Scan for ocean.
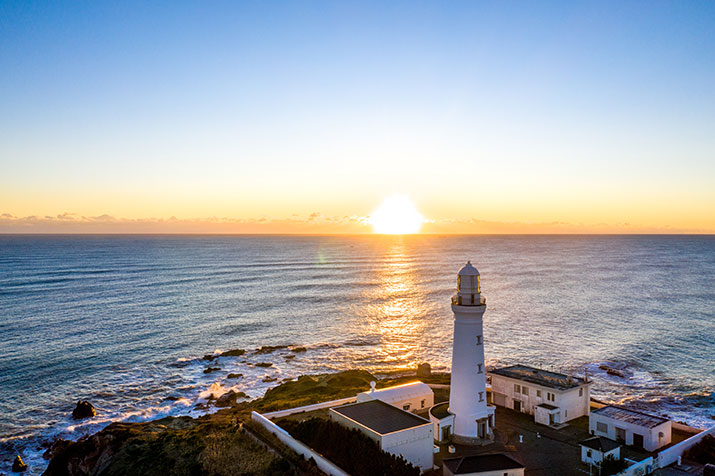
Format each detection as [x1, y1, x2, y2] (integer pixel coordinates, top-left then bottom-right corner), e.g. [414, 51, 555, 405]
[0, 235, 713, 474]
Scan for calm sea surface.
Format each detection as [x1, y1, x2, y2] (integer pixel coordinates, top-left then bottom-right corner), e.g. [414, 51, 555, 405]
[1, 235, 714, 473]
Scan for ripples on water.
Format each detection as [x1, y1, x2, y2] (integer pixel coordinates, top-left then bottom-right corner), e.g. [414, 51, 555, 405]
[0, 235, 713, 473]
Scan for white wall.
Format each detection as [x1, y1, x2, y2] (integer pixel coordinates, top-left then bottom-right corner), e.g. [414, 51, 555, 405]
[581, 446, 620, 465]
[262, 396, 357, 419]
[359, 392, 434, 413]
[429, 412, 454, 442]
[489, 374, 589, 423]
[613, 457, 654, 476]
[656, 425, 715, 468]
[382, 424, 434, 472]
[251, 411, 350, 476]
[590, 413, 671, 452]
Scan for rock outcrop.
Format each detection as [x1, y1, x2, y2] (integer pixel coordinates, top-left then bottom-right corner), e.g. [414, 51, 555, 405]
[220, 349, 246, 357]
[416, 362, 431, 378]
[72, 401, 96, 420]
[12, 455, 28, 472]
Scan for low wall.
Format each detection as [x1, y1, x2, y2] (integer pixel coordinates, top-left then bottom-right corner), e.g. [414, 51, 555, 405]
[251, 411, 350, 476]
[615, 457, 654, 476]
[656, 425, 715, 468]
[261, 397, 357, 419]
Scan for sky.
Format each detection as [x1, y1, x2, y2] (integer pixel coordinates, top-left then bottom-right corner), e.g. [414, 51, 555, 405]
[1, 1, 714, 233]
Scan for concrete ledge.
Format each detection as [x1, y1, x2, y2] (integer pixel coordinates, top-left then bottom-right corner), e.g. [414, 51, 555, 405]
[451, 433, 495, 446]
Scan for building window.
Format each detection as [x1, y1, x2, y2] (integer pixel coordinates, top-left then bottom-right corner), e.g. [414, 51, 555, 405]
[421, 399, 425, 408]
[476, 335, 482, 345]
[547, 392, 555, 402]
[479, 392, 484, 402]
[537, 390, 542, 398]
[586, 450, 592, 458]
[579, 388, 583, 397]
[596, 422, 608, 434]
[477, 363, 483, 373]
[403, 404, 411, 411]
[521, 386, 528, 395]
[565, 410, 568, 418]
[514, 384, 521, 393]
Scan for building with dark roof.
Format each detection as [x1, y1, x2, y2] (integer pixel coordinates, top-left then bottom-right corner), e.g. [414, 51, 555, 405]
[590, 405, 672, 452]
[488, 365, 591, 426]
[579, 436, 621, 466]
[442, 453, 525, 476]
[329, 400, 434, 471]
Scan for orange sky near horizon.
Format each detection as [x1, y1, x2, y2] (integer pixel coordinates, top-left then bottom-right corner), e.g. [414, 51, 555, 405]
[2, 3, 715, 235]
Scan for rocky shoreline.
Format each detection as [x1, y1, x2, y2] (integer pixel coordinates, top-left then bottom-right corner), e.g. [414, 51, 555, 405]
[33, 369, 449, 476]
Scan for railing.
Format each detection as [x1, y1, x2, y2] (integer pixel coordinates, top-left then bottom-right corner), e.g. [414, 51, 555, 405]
[451, 295, 486, 306]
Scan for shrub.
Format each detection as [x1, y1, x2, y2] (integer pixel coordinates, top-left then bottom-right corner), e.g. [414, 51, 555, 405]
[280, 418, 420, 476]
[684, 434, 715, 464]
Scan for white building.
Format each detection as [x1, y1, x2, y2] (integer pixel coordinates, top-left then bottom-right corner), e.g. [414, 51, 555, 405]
[579, 436, 621, 466]
[447, 261, 495, 444]
[590, 405, 671, 452]
[489, 365, 590, 426]
[329, 399, 434, 472]
[442, 454, 525, 476]
[357, 381, 434, 413]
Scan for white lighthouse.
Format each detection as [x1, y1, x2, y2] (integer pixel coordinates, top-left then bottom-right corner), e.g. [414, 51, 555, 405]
[448, 261, 495, 444]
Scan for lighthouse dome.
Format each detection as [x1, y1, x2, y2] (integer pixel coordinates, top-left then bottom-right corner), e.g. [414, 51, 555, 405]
[458, 261, 480, 276]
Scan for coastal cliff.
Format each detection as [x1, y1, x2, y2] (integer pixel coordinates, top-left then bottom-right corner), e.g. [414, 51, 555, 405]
[43, 370, 449, 476]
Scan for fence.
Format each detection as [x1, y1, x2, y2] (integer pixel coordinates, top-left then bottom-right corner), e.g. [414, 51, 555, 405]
[251, 411, 350, 476]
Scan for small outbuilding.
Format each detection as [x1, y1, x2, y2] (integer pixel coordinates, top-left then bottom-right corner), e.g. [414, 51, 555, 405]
[579, 436, 621, 466]
[330, 399, 434, 472]
[442, 454, 525, 476]
[590, 405, 671, 452]
[357, 381, 434, 413]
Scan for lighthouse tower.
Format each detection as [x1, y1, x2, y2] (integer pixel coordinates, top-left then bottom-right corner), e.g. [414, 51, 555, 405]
[448, 261, 495, 444]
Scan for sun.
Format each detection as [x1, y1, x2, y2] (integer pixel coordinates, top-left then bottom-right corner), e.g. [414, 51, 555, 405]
[370, 195, 425, 234]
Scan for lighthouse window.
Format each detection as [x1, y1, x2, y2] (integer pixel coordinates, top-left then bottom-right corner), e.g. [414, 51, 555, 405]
[477, 363, 483, 373]
[478, 391, 484, 402]
[457, 275, 461, 290]
[579, 388, 584, 397]
[477, 276, 481, 293]
[476, 335, 482, 345]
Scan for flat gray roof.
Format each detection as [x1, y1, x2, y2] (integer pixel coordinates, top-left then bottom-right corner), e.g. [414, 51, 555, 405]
[443, 454, 524, 474]
[331, 399, 430, 435]
[490, 364, 586, 390]
[580, 436, 621, 453]
[592, 405, 669, 429]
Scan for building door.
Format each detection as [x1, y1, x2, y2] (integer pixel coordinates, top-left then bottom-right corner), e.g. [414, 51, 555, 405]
[615, 427, 626, 443]
[514, 400, 522, 412]
[633, 433, 644, 449]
